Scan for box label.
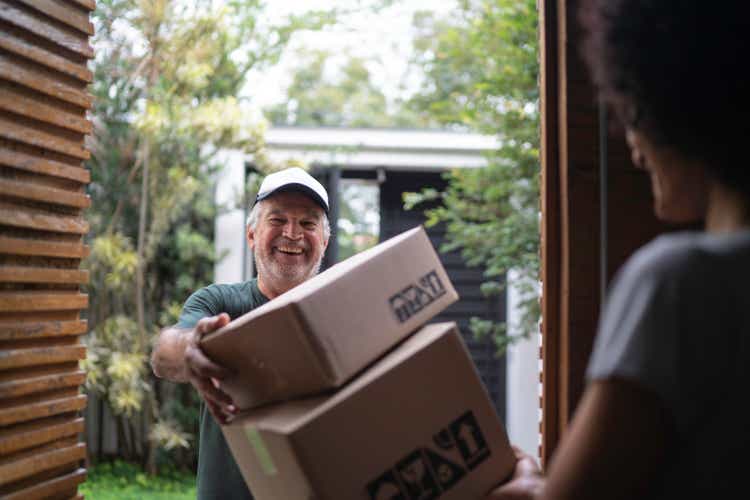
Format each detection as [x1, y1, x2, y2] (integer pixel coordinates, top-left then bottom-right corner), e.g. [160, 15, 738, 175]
[245, 426, 277, 476]
[389, 270, 447, 324]
[366, 411, 490, 499]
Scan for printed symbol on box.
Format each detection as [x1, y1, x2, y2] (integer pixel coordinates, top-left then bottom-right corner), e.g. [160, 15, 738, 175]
[422, 448, 465, 491]
[449, 411, 490, 470]
[367, 470, 408, 500]
[366, 410, 490, 499]
[389, 270, 446, 324]
[395, 450, 440, 500]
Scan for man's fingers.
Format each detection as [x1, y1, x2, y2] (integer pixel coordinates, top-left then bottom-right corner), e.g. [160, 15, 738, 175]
[184, 344, 231, 380]
[205, 399, 229, 425]
[191, 373, 233, 406]
[195, 313, 230, 336]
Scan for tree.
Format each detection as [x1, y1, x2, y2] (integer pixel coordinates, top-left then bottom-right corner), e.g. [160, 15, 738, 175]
[266, 49, 424, 262]
[266, 49, 429, 128]
[83, 0, 334, 471]
[404, 0, 540, 352]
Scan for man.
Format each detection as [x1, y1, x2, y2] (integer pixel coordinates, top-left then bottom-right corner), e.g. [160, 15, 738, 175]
[151, 167, 330, 499]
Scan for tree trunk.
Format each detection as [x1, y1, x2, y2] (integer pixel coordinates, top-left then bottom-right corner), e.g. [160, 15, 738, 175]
[144, 390, 159, 474]
[115, 415, 129, 460]
[97, 396, 104, 462]
[135, 138, 149, 346]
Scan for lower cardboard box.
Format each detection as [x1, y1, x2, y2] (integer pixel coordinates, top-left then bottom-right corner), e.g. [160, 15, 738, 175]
[222, 322, 516, 499]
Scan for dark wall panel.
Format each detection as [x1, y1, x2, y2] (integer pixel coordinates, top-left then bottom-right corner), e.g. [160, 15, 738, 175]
[379, 170, 506, 419]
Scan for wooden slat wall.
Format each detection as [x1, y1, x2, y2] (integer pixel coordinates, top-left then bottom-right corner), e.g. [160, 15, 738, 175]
[0, 0, 94, 497]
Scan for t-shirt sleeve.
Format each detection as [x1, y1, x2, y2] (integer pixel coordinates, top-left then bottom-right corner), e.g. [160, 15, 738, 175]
[587, 245, 680, 410]
[176, 285, 224, 329]
[586, 237, 725, 432]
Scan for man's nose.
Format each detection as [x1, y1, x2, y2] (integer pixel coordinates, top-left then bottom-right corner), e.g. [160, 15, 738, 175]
[282, 221, 303, 239]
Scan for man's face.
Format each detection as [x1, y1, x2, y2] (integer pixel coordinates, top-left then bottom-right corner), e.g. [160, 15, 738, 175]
[248, 191, 329, 297]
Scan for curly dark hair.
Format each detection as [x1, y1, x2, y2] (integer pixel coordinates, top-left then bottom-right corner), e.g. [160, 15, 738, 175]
[580, 0, 750, 194]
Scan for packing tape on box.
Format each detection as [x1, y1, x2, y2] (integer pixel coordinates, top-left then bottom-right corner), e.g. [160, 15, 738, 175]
[244, 426, 277, 476]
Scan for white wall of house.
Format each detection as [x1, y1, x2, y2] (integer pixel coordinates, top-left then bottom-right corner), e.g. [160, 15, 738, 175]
[505, 269, 541, 461]
[214, 149, 248, 284]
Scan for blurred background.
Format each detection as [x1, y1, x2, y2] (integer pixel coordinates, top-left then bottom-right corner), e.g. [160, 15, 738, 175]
[77, 0, 540, 496]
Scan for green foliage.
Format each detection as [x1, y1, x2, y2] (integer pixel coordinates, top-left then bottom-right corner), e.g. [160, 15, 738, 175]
[266, 49, 429, 128]
[82, 316, 149, 417]
[150, 420, 191, 451]
[79, 460, 196, 499]
[84, 0, 333, 470]
[405, 0, 540, 353]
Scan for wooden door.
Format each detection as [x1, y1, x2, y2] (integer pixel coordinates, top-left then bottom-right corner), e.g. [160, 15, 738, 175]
[538, 0, 668, 465]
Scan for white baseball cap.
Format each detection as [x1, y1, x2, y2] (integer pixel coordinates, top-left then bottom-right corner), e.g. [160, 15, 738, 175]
[254, 167, 329, 212]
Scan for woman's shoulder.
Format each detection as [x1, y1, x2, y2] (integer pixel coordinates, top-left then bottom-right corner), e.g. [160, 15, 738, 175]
[617, 230, 750, 286]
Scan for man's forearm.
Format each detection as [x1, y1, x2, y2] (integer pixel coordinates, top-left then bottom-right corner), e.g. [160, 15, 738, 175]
[151, 326, 193, 382]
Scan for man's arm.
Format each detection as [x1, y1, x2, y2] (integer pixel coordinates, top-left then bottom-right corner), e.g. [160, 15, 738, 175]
[151, 313, 237, 423]
[151, 326, 193, 382]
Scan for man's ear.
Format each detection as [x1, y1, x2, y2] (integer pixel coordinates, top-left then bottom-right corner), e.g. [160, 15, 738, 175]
[247, 225, 256, 251]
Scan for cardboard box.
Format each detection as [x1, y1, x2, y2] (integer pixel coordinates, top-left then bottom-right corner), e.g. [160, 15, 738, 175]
[200, 226, 459, 409]
[222, 322, 516, 500]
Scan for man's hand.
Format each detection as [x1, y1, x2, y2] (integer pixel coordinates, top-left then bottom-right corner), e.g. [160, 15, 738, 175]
[184, 313, 237, 424]
[486, 447, 544, 500]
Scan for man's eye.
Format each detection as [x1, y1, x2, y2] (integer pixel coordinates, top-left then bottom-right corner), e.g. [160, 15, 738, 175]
[269, 218, 285, 225]
[302, 221, 317, 229]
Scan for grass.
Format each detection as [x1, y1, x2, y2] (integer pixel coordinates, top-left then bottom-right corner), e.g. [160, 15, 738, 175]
[79, 460, 196, 500]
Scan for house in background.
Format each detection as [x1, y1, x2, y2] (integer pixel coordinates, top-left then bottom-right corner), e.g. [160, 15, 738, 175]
[214, 126, 540, 459]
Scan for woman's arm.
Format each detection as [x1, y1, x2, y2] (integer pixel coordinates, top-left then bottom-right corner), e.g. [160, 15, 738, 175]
[488, 378, 673, 500]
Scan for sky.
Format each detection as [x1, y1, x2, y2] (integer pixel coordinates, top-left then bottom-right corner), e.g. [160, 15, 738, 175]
[244, 0, 458, 110]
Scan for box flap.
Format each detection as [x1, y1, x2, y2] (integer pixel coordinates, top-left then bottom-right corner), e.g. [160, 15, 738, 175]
[200, 305, 334, 409]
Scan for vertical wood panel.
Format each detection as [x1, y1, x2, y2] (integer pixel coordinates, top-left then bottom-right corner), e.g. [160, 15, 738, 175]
[538, 0, 561, 466]
[539, 0, 670, 466]
[540, 0, 602, 465]
[0, 0, 94, 497]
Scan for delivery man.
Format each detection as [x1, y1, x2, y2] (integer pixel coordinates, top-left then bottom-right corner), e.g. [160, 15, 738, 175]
[151, 167, 330, 499]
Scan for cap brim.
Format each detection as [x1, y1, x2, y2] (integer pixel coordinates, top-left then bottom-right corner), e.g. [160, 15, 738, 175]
[255, 184, 329, 213]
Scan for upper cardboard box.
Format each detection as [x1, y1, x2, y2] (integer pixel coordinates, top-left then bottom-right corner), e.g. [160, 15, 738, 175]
[201, 225, 459, 409]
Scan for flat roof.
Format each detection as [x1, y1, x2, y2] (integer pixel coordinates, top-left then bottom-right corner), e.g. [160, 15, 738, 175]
[261, 127, 499, 171]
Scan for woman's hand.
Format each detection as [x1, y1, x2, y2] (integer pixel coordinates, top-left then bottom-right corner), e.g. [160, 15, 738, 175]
[486, 447, 544, 500]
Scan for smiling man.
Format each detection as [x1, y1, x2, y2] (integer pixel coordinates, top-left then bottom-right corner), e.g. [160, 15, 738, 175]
[151, 167, 330, 500]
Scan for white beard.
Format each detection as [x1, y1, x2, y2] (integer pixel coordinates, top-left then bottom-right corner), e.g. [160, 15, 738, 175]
[254, 247, 324, 291]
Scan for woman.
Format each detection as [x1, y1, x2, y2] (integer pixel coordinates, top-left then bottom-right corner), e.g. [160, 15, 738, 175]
[488, 1, 750, 498]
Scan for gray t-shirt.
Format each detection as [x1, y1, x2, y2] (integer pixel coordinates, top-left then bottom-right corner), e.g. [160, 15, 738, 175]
[177, 279, 269, 500]
[587, 230, 750, 497]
